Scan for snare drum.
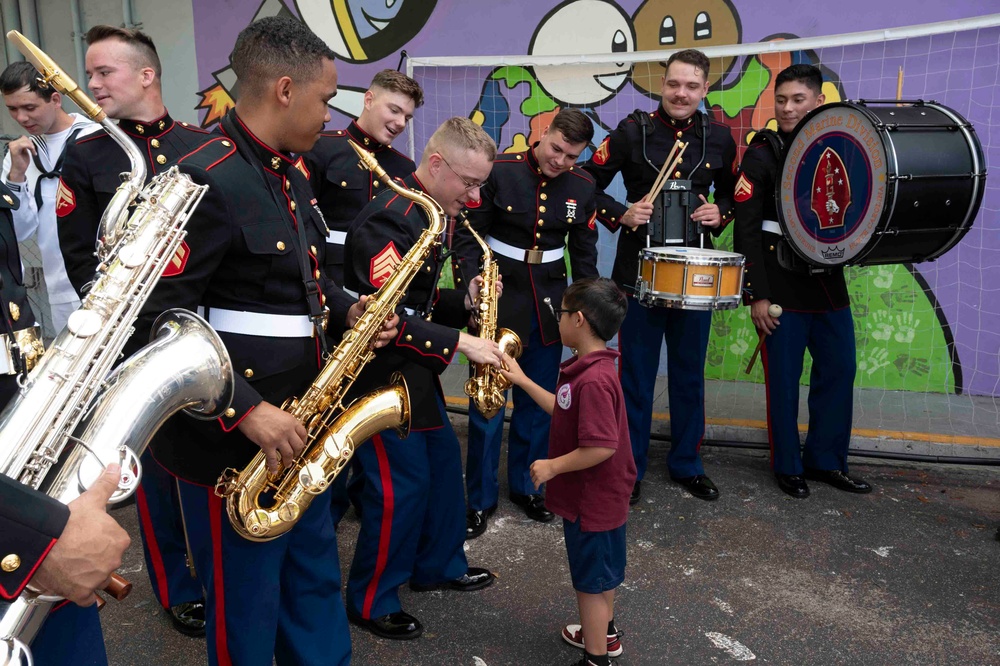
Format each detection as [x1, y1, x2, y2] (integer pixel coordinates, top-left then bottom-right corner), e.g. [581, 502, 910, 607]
[778, 101, 986, 267]
[636, 247, 745, 310]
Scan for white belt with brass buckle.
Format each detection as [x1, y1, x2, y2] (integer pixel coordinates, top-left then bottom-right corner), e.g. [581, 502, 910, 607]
[196, 306, 315, 338]
[342, 288, 418, 316]
[1, 325, 44, 375]
[486, 236, 563, 265]
[326, 230, 347, 244]
[762, 219, 783, 236]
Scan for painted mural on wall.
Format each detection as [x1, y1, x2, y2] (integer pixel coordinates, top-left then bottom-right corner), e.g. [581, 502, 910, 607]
[190, 0, 997, 396]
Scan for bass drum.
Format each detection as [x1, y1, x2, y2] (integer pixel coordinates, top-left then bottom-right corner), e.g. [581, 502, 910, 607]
[777, 100, 986, 267]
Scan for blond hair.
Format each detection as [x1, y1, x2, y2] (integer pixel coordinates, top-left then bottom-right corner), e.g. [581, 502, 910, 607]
[423, 117, 497, 164]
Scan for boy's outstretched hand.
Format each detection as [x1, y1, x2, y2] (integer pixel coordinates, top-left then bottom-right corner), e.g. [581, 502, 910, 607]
[530, 458, 557, 489]
[498, 352, 526, 387]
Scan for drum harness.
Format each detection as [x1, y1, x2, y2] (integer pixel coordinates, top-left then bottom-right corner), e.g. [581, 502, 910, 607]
[630, 108, 709, 249]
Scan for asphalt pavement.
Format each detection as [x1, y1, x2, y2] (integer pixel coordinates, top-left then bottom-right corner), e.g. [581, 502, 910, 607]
[97, 419, 1000, 665]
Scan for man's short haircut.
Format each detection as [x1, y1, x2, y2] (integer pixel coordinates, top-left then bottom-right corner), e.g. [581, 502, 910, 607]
[370, 69, 424, 109]
[775, 64, 824, 96]
[548, 108, 594, 146]
[425, 117, 497, 162]
[231, 17, 336, 100]
[562, 278, 628, 342]
[0, 61, 55, 101]
[664, 49, 711, 81]
[85, 25, 161, 78]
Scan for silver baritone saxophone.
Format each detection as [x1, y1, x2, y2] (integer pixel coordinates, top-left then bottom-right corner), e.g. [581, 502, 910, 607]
[217, 140, 450, 541]
[0, 32, 234, 666]
[461, 214, 522, 419]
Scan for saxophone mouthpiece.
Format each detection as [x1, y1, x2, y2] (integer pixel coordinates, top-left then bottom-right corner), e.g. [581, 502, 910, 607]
[6, 30, 107, 122]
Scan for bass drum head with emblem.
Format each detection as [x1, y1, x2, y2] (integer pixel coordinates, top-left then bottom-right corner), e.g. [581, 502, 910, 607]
[776, 101, 985, 267]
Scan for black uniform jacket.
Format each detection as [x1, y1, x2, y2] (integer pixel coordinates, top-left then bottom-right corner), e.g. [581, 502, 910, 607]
[451, 146, 599, 346]
[303, 121, 415, 284]
[57, 111, 212, 297]
[583, 107, 738, 294]
[130, 110, 354, 486]
[344, 173, 469, 431]
[733, 129, 848, 312]
[0, 186, 62, 601]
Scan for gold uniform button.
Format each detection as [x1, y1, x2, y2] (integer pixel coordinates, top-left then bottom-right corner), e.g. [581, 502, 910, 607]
[533, 245, 539, 250]
[769, 245, 775, 251]
[290, 201, 297, 211]
[541, 181, 547, 187]
[1, 554, 20, 572]
[538, 220, 544, 226]
[538, 205, 546, 213]
[674, 171, 682, 178]
[405, 334, 413, 342]
[221, 140, 231, 147]
[535, 232, 541, 238]
[244, 368, 254, 378]
[424, 341, 432, 349]
[224, 408, 236, 418]
[567, 217, 574, 224]
[676, 131, 683, 138]
[341, 181, 347, 187]
[310, 245, 317, 254]
[373, 180, 380, 187]
[151, 139, 160, 148]
[314, 270, 321, 279]
[705, 163, 711, 168]
[156, 155, 167, 165]
[506, 206, 513, 212]
[601, 209, 607, 214]
[443, 348, 450, 355]
[285, 181, 291, 191]
[516, 155, 523, 160]
[276, 241, 286, 251]
[2, 195, 11, 205]
[540, 193, 548, 200]
[8, 302, 19, 321]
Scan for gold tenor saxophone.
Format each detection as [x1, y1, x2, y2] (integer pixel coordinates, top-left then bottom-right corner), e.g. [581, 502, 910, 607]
[462, 216, 522, 419]
[216, 140, 454, 541]
[0, 33, 234, 666]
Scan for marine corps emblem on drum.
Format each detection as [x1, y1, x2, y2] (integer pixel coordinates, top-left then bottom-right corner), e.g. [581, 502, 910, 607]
[778, 100, 986, 267]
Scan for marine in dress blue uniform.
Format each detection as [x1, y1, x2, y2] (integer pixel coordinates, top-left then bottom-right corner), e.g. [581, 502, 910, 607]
[583, 50, 736, 502]
[0, 183, 107, 665]
[54, 110, 212, 634]
[452, 112, 599, 536]
[343, 118, 501, 640]
[732, 64, 871, 499]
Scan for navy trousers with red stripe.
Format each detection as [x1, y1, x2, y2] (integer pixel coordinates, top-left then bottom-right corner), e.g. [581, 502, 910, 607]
[176, 479, 350, 666]
[347, 393, 468, 619]
[762, 307, 856, 475]
[618, 296, 712, 481]
[30, 601, 107, 665]
[134, 449, 202, 610]
[466, 307, 562, 511]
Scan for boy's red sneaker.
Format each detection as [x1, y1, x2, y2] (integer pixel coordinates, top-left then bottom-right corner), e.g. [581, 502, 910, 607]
[561, 624, 624, 657]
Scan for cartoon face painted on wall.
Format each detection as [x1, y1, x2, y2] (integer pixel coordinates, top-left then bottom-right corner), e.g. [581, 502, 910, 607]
[295, 0, 436, 63]
[528, 0, 635, 106]
[631, 0, 741, 96]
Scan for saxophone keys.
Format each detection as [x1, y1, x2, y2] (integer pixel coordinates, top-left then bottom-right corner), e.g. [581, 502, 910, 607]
[299, 462, 328, 494]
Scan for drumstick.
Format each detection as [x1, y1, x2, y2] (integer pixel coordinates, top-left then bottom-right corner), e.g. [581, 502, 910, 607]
[646, 140, 683, 202]
[745, 303, 782, 374]
[896, 66, 904, 106]
[649, 142, 688, 202]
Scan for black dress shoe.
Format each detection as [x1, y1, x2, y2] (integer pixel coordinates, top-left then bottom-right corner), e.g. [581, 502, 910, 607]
[465, 504, 497, 540]
[671, 474, 720, 501]
[629, 480, 641, 506]
[804, 468, 873, 494]
[775, 474, 810, 498]
[348, 609, 423, 640]
[167, 599, 206, 637]
[410, 566, 496, 592]
[509, 493, 555, 522]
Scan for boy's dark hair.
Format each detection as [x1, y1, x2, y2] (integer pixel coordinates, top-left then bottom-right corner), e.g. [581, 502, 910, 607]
[775, 64, 823, 96]
[563, 278, 627, 342]
[370, 69, 424, 109]
[549, 108, 594, 145]
[231, 17, 336, 100]
[664, 49, 711, 81]
[0, 62, 56, 101]
[86, 25, 161, 78]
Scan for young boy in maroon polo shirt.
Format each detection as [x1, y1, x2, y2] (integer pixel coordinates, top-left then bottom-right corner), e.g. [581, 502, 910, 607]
[501, 277, 636, 666]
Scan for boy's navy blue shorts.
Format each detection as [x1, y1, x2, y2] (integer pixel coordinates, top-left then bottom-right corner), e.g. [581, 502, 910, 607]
[563, 518, 627, 594]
